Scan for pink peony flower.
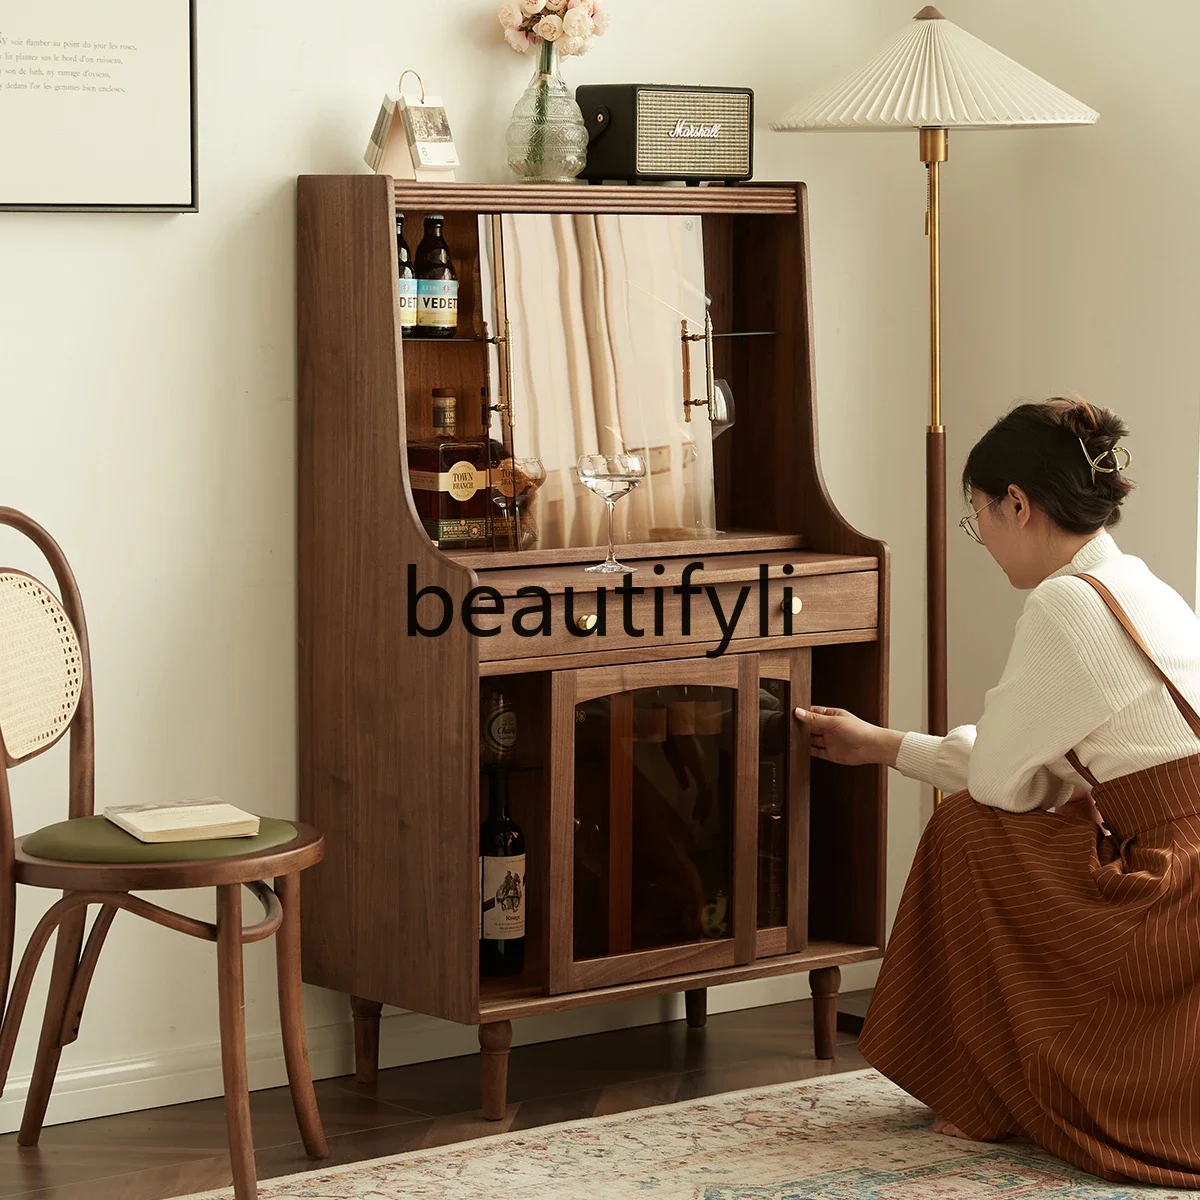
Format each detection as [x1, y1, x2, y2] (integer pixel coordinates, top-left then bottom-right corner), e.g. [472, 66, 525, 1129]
[497, 2, 522, 27]
[560, 35, 589, 56]
[504, 25, 535, 51]
[590, 2, 608, 34]
[518, 0, 546, 14]
[533, 12, 564, 40]
[567, 0, 594, 10]
[544, 0, 568, 10]
[562, 7, 593, 37]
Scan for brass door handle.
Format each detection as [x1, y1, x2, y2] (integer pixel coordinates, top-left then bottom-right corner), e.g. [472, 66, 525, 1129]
[781, 597, 803, 616]
[575, 614, 599, 633]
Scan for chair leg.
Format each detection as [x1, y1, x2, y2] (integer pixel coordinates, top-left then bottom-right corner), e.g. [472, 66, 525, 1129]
[274, 874, 327, 1158]
[17, 905, 87, 1146]
[217, 884, 257, 1200]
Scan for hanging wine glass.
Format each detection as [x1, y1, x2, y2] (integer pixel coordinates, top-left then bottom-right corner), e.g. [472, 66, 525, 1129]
[576, 453, 647, 574]
[711, 378, 736, 440]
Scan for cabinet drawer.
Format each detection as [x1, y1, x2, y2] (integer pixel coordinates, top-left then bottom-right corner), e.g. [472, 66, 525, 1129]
[477, 570, 877, 663]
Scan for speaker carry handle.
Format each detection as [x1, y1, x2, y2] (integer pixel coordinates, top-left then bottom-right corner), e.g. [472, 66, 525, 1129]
[584, 106, 612, 144]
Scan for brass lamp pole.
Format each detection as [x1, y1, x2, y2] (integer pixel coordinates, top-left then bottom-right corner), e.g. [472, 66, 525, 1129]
[922, 123, 948, 789]
[772, 9, 1096, 796]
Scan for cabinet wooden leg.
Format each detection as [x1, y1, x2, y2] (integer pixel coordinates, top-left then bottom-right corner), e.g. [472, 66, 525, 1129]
[685, 988, 707, 1029]
[217, 884, 257, 1200]
[350, 996, 382, 1085]
[810, 965, 841, 1061]
[275, 875, 327, 1158]
[479, 1019, 512, 1121]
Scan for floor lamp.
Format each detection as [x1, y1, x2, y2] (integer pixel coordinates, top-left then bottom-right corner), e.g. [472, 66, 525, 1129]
[773, 7, 1097, 805]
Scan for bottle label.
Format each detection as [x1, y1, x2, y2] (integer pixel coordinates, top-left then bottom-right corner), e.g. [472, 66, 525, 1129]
[409, 461, 487, 501]
[417, 279, 459, 329]
[484, 709, 517, 756]
[398, 278, 418, 327]
[481, 854, 525, 940]
[421, 515, 492, 545]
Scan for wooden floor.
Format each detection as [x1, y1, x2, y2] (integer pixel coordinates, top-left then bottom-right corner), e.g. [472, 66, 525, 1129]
[0, 993, 870, 1200]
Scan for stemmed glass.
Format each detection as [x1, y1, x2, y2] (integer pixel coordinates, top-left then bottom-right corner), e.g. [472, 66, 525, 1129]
[576, 453, 647, 573]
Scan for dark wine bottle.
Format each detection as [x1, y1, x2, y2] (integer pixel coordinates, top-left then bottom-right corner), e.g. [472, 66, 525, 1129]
[396, 212, 418, 338]
[414, 213, 459, 339]
[480, 765, 525, 977]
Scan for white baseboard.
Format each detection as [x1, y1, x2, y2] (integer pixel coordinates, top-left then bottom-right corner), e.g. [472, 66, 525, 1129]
[0, 961, 878, 1135]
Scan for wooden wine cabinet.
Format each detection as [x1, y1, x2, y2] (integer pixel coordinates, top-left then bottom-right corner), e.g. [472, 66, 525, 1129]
[297, 176, 889, 1118]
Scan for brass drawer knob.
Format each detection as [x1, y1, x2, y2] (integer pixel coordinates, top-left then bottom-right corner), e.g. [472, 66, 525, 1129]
[782, 597, 803, 616]
[574, 613, 599, 633]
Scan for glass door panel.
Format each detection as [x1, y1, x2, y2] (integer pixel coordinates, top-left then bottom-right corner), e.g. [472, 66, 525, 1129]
[757, 677, 789, 931]
[755, 650, 811, 959]
[549, 656, 758, 993]
[574, 684, 736, 960]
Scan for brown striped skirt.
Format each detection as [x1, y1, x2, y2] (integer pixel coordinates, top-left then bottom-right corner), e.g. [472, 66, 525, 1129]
[859, 759, 1200, 1185]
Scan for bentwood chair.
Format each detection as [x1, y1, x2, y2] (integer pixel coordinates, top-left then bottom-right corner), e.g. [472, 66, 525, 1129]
[0, 507, 327, 1199]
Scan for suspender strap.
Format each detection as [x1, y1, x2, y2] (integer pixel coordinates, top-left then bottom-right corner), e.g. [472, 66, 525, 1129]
[1066, 748, 1099, 788]
[1075, 573, 1200, 739]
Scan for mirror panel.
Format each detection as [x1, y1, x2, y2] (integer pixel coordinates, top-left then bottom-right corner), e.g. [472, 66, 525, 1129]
[491, 213, 718, 552]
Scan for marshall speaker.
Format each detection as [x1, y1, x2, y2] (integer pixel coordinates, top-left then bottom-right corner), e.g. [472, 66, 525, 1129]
[576, 84, 754, 185]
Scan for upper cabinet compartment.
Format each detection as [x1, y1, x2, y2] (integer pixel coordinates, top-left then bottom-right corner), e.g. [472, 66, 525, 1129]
[381, 181, 871, 570]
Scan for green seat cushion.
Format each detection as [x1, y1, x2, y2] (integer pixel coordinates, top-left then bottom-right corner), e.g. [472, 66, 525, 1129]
[22, 816, 298, 863]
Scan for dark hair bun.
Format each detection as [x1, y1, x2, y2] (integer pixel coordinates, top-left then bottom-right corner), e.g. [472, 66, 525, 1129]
[963, 396, 1134, 534]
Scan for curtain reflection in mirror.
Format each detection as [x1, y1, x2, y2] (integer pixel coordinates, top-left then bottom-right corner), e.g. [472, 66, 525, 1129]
[496, 214, 716, 551]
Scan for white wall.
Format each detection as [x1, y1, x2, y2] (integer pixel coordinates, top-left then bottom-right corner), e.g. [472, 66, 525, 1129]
[1, 0, 1107, 1130]
[941, 0, 1200, 722]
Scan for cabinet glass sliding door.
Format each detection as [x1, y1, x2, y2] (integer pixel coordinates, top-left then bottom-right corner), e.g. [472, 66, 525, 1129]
[549, 657, 759, 992]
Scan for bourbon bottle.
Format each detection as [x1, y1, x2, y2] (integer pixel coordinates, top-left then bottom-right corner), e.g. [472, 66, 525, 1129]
[407, 389, 492, 549]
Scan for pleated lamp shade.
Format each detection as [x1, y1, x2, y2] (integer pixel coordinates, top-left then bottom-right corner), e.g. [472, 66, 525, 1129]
[772, 6, 1098, 131]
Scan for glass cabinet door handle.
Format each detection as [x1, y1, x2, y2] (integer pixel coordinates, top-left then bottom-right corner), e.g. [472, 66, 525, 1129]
[781, 597, 803, 615]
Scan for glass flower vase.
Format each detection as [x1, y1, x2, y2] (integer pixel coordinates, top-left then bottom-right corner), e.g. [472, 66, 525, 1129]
[506, 39, 589, 183]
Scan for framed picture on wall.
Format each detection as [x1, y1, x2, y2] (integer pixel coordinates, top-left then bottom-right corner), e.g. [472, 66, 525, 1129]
[0, 0, 197, 212]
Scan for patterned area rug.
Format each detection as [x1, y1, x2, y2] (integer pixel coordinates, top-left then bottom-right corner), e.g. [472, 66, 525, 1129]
[190, 1068, 1199, 1199]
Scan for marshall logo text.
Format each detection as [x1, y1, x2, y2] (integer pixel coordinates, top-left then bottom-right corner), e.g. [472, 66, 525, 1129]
[668, 119, 722, 139]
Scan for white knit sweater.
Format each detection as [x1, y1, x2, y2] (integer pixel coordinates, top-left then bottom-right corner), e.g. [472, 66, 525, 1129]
[896, 531, 1200, 812]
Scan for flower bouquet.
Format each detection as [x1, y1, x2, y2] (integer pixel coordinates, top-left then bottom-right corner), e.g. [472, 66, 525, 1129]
[498, 0, 610, 182]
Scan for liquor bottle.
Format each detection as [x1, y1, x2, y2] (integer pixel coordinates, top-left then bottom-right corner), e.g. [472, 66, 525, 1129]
[396, 212, 418, 338]
[481, 686, 516, 764]
[406, 389, 492, 549]
[414, 213, 459, 339]
[480, 765, 525, 977]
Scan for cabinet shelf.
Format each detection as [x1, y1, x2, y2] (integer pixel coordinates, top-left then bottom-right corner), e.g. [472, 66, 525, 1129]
[448, 530, 810, 572]
[479, 941, 881, 1022]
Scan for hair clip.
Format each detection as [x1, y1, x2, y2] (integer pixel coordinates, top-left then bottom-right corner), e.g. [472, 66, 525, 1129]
[1078, 437, 1132, 484]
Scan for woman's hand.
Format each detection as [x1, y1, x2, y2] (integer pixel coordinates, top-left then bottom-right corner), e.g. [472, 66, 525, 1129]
[793, 705, 904, 767]
[1058, 785, 1106, 829]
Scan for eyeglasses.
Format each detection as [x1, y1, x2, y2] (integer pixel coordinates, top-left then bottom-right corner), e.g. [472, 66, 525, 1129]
[959, 495, 1002, 545]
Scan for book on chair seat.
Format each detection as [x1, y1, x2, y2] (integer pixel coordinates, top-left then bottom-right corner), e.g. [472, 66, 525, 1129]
[103, 800, 260, 843]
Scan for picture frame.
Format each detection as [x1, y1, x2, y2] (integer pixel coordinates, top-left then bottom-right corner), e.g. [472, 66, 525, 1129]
[0, 0, 198, 213]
